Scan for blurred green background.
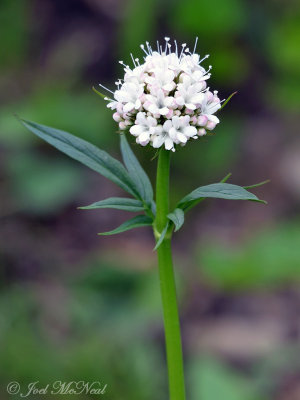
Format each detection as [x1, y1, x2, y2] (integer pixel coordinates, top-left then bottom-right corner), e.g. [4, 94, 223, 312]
[1, 0, 300, 399]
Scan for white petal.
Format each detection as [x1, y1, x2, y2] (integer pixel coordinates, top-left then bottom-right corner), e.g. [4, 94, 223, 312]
[207, 114, 220, 123]
[163, 120, 172, 131]
[175, 97, 185, 106]
[148, 104, 159, 114]
[130, 125, 145, 136]
[138, 131, 150, 146]
[206, 103, 220, 114]
[185, 103, 196, 110]
[147, 116, 157, 127]
[176, 132, 188, 143]
[152, 135, 165, 148]
[136, 112, 146, 124]
[134, 99, 142, 109]
[159, 107, 169, 115]
[171, 116, 180, 130]
[123, 102, 135, 112]
[191, 93, 205, 104]
[115, 91, 129, 103]
[165, 138, 174, 150]
[169, 127, 178, 141]
[164, 96, 174, 107]
[183, 126, 197, 137]
[163, 82, 175, 92]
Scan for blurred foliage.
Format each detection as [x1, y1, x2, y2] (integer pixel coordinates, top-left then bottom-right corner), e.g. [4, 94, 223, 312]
[0, 0, 29, 69]
[6, 153, 83, 214]
[198, 221, 300, 290]
[0, 88, 114, 148]
[189, 357, 255, 400]
[267, 5, 300, 110]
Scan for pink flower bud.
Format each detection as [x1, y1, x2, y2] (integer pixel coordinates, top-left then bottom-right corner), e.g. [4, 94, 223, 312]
[198, 128, 206, 136]
[116, 103, 123, 114]
[140, 93, 146, 103]
[119, 121, 126, 130]
[206, 91, 214, 102]
[191, 116, 198, 125]
[198, 115, 208, 126]
[206, 121, 216, 130]
[113, 113, 122, 122]
[185, 108, 193, 114]
[165, 109, 174, 119]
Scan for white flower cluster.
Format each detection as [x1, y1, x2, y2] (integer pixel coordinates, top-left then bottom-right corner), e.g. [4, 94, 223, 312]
[101, 38, 222, 152]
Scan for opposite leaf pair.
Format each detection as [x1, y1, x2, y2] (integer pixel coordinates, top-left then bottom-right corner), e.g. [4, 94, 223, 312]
[20, 119, 267, 250]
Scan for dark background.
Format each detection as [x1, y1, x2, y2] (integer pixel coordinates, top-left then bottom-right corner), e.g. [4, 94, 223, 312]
[1, 0, 300, 399]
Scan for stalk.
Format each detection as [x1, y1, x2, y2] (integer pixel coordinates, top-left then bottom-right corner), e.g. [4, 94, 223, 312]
[154, 149, 186, 400]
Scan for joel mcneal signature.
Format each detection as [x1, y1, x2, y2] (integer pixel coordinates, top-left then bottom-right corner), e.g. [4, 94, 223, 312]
[7, 381, 107, 396]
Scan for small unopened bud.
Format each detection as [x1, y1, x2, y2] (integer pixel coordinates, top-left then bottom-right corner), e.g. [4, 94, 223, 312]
[113, 113, 122, 122]
[198, 128, 207, 136]
[119, 121, 126, 130]
[116, 103, 123, 114]
[198, 115, 208, 126]
[191, 116, 198, 125]
[166, 109, 174, 119]
[206, 121, 216, 130]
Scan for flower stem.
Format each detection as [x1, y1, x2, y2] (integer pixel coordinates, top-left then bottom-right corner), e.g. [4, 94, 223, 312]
[154, 149, 186, 400]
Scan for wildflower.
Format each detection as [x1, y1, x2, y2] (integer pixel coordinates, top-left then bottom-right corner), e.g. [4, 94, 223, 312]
[101, 38, 222, 151]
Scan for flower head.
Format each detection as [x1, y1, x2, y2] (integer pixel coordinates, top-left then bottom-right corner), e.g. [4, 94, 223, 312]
[100, 38, 222, 152]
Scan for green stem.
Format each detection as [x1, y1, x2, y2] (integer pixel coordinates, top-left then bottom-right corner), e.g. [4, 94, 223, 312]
[154, 149, 186, 400]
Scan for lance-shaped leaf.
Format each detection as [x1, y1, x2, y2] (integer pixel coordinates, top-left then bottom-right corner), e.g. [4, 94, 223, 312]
[120, 134, 154, 206]
[153, 223, 169, 251]
[181, 172, 232, 212]
[78, 197, 145, 212]
[243, 180, 270, 190]
[218, 91, 237, 112]
[98, 215, 153, 236]
[20, 119, 139, 198]
[92, 86, 110, 100]
[178, 183, 266, 209]
[167, 208, 185, 232]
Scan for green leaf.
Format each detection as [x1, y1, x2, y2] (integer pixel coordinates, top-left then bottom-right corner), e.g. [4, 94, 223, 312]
[98, 215, 153, 236]
[20, 119, 139, 198]
[218, 91, 238, 111]
[78, 197, 145, 212]
[178, 183, 266, 208]
[120, 134, 154, 206]
[153, 223, 169, 251]
[167, 208, 185, 232]
[92, 86, 112, 101]
[182, 172, 232, 213]
[243, 179, 270, 189]
[220, 172, 232, 183]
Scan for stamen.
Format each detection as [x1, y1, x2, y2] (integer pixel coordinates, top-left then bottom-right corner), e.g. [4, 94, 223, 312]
[200, 54, 209, 63]
[193, 37, 198, 54]
[140, 44, 149, 56]
[164, 37, 170, 53]
[130, 53, 136, 67]
[174, 40, 178, 56]
[179, 43, 186, 60]
[146, 41, 152, 55]
[99, 83, 114, 95]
